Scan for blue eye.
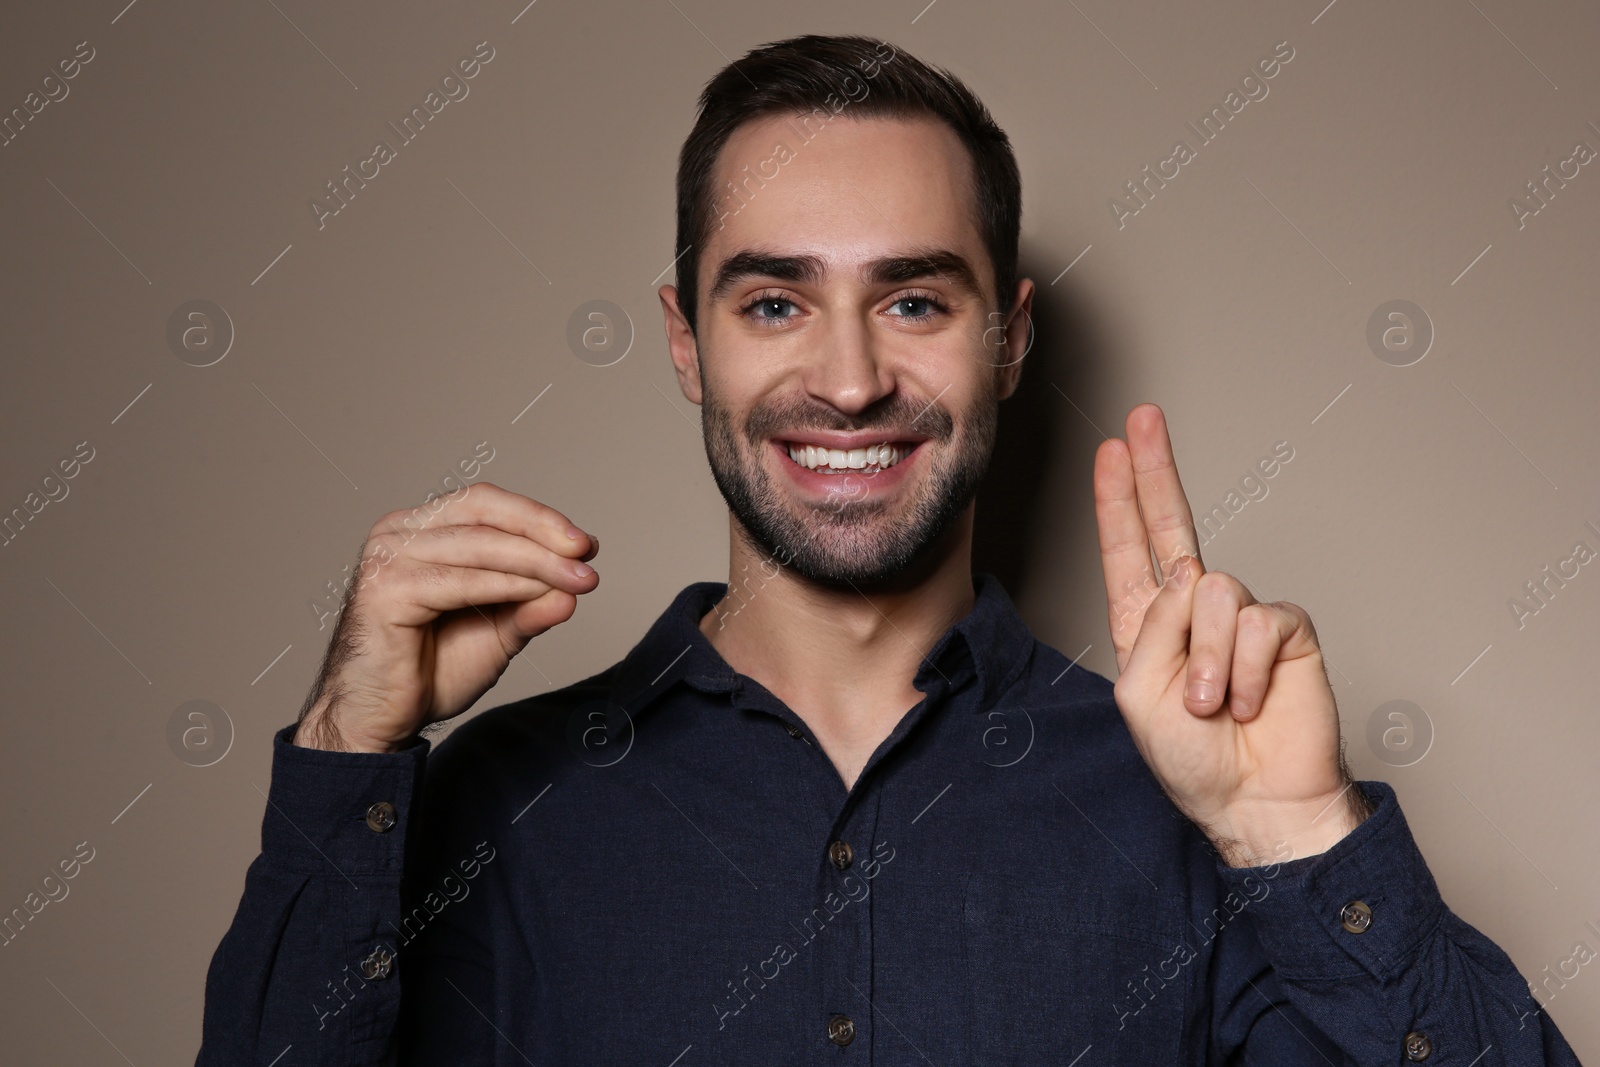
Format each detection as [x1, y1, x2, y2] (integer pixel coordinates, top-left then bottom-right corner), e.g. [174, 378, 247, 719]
[889, 294, 947, 321]
[739, 293, 798, 324]
[736, 290, 951, 326]
[753, 298, 795, 319]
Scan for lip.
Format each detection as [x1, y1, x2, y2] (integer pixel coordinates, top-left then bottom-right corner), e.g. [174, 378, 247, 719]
[769, 436, 926, 500]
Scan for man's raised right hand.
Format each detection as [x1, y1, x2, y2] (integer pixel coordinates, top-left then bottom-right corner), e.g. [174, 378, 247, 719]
[293, 482, 599, 753]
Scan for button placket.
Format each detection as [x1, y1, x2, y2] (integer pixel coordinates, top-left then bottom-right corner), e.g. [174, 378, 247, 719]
[816, 786, 881, 1055]
[365, 801, 397, 833]
[360, 945, 394, 980]
[1403, 1029, 1433, 1060]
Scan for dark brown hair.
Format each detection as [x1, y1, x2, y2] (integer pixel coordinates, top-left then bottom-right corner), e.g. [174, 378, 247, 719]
[674, 34, 1022, 337]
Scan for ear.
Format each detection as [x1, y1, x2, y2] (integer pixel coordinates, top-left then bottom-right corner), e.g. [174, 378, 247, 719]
[659, 284, 703, 405]
[996, 276, 1035, 401]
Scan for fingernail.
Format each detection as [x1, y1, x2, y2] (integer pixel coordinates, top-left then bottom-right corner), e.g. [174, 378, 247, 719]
[573, 561, 593, 578]
[566, 525, 585, 540]
[1186, 680, 1216, 704]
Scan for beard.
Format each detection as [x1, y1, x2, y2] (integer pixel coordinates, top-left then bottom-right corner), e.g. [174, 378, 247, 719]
[699, 370, 999, 590]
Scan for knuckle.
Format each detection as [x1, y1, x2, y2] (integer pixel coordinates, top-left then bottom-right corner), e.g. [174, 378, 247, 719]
[370, 509, 409, 536]
[438, 483, 472, 506]
[1195, 571, 1232, 602]
[375, 509, 417, 538]
[410, 562, 449, 588]
[1100, 535, 1148, 555]
[1300, 615, 1318, 644]
[1198, 570, 1243, 600]
[358, 546, 396, 578]
[401, 506, 441, 536]
[1237, 605, 1274, 640]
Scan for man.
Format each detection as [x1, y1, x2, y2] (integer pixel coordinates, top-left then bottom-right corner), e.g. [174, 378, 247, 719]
[199, 33, 1579, 1064]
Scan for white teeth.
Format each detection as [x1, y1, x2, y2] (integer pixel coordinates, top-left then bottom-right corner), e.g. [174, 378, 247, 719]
[786, 441, 906, 472]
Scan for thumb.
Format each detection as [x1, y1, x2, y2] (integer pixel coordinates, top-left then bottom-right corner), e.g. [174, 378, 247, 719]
[501, 590, 579, 648]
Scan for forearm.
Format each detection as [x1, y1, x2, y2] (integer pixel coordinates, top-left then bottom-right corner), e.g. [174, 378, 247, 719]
[196, 725, 429, 1066]
[1217, 782, 1581, 1064]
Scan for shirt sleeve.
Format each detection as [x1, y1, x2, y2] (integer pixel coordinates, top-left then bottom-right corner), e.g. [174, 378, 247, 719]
[1212, 780, 1582, 1065]
[195, 723, 430, 1067]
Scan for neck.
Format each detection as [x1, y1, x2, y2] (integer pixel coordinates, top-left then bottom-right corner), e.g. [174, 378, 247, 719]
[698, 507, 977, 790]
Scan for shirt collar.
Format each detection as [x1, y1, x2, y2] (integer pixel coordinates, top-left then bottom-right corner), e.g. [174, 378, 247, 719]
[607, 572, 1036, 716]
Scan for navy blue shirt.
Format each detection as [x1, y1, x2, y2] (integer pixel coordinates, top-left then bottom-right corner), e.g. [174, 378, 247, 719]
[198, 574, 1579, 1064]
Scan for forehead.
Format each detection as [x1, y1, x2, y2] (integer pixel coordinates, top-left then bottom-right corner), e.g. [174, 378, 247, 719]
[704, 113, 988, 297]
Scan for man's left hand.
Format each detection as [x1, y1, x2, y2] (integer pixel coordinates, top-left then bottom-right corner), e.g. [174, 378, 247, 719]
[1092, 403, 1370, 868]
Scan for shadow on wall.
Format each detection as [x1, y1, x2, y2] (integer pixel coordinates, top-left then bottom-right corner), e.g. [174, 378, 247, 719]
[973, 253, 1110, 605]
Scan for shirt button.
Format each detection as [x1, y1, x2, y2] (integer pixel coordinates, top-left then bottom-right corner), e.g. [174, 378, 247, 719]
[827, 1013, 856, 1046]
[828, 840, 854, 870]
[360, 946, 394, 980]
[1403, 1030, 1433, 1060]
[365, 801, 397, 833]
[1339, 899, 1372, 934]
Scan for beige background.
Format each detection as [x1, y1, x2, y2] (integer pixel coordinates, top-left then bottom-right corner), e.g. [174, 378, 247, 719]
[2, 0, 1597, 1060]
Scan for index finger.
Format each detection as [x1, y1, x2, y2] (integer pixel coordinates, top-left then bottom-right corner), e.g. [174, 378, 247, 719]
[1124, 403, 1204, 577]
[1094, 435, 1161, 667]
[371, 481, 593, 557]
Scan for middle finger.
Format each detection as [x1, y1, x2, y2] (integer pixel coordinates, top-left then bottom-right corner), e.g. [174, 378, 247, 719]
[1125, 404, 1205, 581]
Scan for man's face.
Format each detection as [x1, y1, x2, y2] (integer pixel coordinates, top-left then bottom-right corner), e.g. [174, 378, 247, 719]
[662, 114, 1032, 590]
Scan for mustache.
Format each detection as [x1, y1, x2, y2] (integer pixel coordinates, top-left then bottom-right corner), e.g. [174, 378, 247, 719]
[743, 395, 955, 443]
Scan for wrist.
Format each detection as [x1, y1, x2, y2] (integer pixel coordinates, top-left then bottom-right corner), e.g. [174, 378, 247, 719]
[294, 692, 409, 754]
[1206, 780, 1373, 868]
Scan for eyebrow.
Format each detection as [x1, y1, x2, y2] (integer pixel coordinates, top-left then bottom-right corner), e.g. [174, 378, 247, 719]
[705, 247, 987, 305]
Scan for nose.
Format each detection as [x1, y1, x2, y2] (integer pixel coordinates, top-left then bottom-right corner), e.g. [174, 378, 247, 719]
[800, 308, 895, 417]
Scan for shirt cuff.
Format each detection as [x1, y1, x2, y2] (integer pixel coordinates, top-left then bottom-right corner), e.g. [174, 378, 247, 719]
[1215, 780, 1445, 983]
[259, 723, 431, 877]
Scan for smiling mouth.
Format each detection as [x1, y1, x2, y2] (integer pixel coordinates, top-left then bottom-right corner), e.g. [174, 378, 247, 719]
[783, 441, 915, 474]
